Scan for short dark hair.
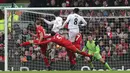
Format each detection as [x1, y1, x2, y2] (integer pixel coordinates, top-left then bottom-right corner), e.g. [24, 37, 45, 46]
[35, 18, 43, 25]
[50, 31, 56, 36]
[54, 11, 59, 16]
[73, 8, 79, 13]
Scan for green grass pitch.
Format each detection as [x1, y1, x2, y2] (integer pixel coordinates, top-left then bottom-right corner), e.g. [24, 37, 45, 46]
[0, 71, 130, 73]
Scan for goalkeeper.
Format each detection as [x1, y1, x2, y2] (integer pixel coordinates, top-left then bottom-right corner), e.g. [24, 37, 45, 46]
[82, 34, 112, 70]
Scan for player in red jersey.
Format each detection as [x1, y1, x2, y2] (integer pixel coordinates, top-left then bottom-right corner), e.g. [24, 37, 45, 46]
[19, 19, 51, 70]
[73, 33, 83, 50]
[67, 33, 83, 70]
[37, 31, 90, 57]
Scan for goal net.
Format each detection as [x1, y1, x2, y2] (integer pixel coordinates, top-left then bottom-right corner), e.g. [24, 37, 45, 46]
[4, 7, 130, 71]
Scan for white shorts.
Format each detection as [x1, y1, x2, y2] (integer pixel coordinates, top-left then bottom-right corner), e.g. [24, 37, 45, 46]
[68, 29, 79, 42]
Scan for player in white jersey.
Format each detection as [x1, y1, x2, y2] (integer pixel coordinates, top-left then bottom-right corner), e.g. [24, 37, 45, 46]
[41, 11, 63, 33]
[62, 8, 87, 42]
[61, 8, 87, 70]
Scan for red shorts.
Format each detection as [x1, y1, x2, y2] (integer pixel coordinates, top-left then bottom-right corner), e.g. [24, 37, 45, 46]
[66, 44, 77, 53]
[73, 43, 80, 50]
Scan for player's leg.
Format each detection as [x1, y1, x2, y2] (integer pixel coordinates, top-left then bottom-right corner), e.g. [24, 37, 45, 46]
[67, 49, 76, 70]
[85, 57, 94, 70]
[95, 53, 112, 70]
[40, 44, 51, 70]
[76, 48, 90, 57]
[99, 58, 112, 70]
[68, 29, 79, 42]
[19, 40, 39, 46]
[67, 45, 90, 57]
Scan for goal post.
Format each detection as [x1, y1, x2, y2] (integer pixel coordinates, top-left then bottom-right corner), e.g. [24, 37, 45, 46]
[4, 7, 130, 71]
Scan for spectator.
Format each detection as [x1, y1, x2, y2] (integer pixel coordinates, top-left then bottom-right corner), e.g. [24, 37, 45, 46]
[50, 0, 56, 7]
[62, 2, 66, 7]
[29, 0, 47, 7]
[106, 26, 113, 39]
[0, 0, 6, 3]
[101, 50, 106, 60]
[128, 26, 130, 43]
[116, 28, 124, 39]
[58, 48, 67, 61]
[103, 1, 108, 7]
[73, 0, 78, 7]
[99, 41, 106, 52]
[107, 40, 116, 57]
[31, 53, 36, 60]
[85, 2, 89, 7]
[78, 0, 85, 7]
[21, 28, 31, 42]
[94, 0, 102, 7]
[116, 38, 128, 56]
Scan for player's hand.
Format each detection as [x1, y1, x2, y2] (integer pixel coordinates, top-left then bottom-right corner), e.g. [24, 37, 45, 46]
[39, 18, 44, 20]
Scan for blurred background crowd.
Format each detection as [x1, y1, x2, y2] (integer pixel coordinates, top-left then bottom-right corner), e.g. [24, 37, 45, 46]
[0, 0, 130, 67]
[0, 0, 130, 7]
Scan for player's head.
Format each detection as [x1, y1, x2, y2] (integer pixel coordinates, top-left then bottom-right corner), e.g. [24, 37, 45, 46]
[73, 8, 79, 14]
[87, 32, 93, 41]
[50, 31, 56, 36]
[54, 11, 59, 16]
[35, 18, 43, 26]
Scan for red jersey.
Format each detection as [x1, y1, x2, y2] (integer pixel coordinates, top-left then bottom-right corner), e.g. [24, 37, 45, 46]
[36, 25, 46, 39]
[39, 33, 77, 52]
[50, 34, 72, 47]
[73, 33, 82, 50]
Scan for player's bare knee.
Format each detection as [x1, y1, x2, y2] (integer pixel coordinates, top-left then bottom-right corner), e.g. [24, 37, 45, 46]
[85, 57, 91, 61]
[29, 40, 33, 43]
[100, 58, 105, 64]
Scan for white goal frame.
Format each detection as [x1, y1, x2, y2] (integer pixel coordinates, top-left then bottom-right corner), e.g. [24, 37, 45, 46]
[4, 7, 130, 71]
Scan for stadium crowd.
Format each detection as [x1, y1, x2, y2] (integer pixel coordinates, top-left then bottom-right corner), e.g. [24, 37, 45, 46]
[0, 0, 130, 7]
[0, 0, 130, 69]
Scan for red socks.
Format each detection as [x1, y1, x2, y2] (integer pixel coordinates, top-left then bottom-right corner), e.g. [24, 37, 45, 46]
[43, 57, 50, 67]
[20, 41, 31, 46]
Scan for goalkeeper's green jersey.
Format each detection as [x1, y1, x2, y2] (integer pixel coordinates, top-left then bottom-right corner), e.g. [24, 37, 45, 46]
[82, 40, 100, 54]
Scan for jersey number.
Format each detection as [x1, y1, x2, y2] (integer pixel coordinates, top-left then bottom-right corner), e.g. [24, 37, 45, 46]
[74, 18, 78, 25]
[56, 35, 62, 40]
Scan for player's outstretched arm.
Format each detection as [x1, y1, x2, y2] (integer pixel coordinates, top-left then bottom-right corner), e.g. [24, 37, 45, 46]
[40, 18, 54, 25]
[81, 17, 87, 26]
[61, 15, 70, 28]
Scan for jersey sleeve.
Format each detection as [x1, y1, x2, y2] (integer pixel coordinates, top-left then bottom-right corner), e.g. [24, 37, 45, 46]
[44, 18, 55, 25]
[62, 14, 71, 28]
[81, 17, 87, 25]
[95, 45, 100, 53]
[57, 17, 63, 26]
[66, 14, 71, 22]
[37, 27, 46, 37]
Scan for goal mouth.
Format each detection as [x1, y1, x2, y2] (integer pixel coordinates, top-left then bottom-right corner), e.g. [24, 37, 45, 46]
[4, 7, 130, 71]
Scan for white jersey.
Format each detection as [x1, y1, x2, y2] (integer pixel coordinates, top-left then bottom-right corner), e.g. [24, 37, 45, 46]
[63, 13, 87, 42]
[66, 13, 87, 30]
[44, 16, 63, 33]
[52, 17, 63, 33]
